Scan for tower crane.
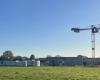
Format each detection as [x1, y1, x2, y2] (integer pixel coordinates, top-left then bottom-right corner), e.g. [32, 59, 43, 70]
[71, 25, 100, 58]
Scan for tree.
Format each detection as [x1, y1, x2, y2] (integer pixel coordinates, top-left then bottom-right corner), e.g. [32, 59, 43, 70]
[13, 56, 23, 61]
[46, 55, 52, 58]
[2, 50, 14, 60]
[0, 56, 3, 60]
[55, 55, 61, 57]
[77, 55, 88, 58]
[22, 56, 29, 61]
[30, 54, 35, 60]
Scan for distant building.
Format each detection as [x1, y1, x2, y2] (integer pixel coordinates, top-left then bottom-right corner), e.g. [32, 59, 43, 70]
[0, 60, 35, 66]
[39, 57, 100, 66]
[40, 57, 83, 66]
[0, 57, 100, 66]
[83, 58, 100, 65]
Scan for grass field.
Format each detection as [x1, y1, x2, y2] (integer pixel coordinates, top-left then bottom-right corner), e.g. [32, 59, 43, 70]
[0, 67, 100, 80]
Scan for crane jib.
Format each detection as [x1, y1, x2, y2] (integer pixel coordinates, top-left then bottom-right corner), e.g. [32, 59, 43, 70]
[71, 27, 100, 33]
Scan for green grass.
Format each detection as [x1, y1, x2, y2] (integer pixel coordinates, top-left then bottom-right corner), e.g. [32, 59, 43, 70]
[0, 67, 100, 80]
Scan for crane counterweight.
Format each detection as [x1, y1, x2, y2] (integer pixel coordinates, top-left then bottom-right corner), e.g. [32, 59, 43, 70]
[71, 28, 80, 33]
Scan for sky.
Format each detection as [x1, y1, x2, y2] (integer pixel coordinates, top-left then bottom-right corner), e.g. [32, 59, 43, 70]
[0, 0, 100, 58]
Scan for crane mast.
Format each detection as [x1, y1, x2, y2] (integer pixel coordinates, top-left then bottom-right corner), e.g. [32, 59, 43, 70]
[91, 31, 95, 58]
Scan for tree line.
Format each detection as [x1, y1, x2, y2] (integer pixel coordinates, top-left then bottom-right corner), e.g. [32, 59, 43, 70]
[0, 50, 88, 61]
[0, 50, 35, 61]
